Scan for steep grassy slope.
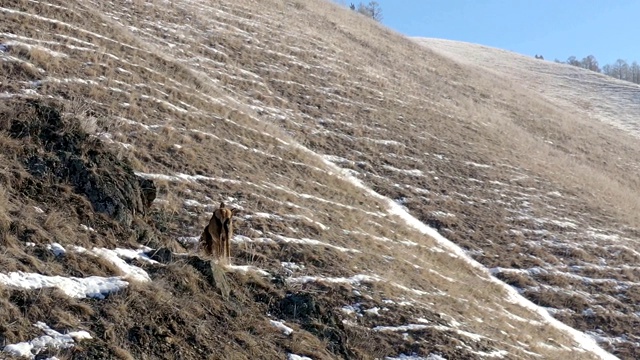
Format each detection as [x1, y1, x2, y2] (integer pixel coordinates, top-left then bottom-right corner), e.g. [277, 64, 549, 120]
[416, 38, 640, 139]
[0, 0, 637, 359]
[414, 38, 640, 358]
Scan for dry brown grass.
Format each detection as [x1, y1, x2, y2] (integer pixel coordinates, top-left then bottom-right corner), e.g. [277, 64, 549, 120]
[0, 185, 12, 232]
[1, 0, 639, 358]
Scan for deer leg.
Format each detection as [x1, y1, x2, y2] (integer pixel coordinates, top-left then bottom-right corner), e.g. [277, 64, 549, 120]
[215, 236, 221, 259]
[203, 230, 213, 256]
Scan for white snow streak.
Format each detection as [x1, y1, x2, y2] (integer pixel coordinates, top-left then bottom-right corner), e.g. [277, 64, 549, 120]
[286, 142, 617, 360]
[3, 322, 91, 359]
[0, 272, 127, 299]
[269, 320, 293, 335]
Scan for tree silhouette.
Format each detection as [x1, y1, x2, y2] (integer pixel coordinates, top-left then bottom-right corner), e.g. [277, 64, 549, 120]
[356, 1, 383, 22]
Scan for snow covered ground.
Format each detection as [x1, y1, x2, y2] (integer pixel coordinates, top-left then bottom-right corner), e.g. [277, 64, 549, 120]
[0, 244, 155, 300]
[3, 322, 92, 359]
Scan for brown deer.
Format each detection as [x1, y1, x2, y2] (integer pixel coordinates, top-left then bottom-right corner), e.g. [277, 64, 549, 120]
[200, 202, 235, 262]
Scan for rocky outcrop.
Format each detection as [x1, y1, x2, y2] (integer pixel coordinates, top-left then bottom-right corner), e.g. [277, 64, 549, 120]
[3, 100, 155, 226]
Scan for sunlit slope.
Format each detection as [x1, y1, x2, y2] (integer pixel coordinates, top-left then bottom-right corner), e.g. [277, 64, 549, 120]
[414, 37, 640, 358]
[1, 0, 638, 359]
[415, 37, 640, 138]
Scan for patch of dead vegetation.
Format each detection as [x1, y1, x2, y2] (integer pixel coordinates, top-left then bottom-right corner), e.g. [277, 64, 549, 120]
[1, 0, 636, 358]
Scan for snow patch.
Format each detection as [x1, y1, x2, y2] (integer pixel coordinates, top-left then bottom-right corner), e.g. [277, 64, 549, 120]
[281, 262, 304, 271]
[90, 248, 152, 282]
[465, 161, 491, 168]
[364, 307, 381, 316]
[46, 243, 66, 256]
[0, 272, 127, 299]
[383, 165, 424, 176]
[288, 354, 313, 360]
[373, 324, 429, 332]
[269, 320, 293, 335]
[274, 235, 360, 253]
[386, 355, 445, 360]
[227, 265, 271, 277]
[79, 224, 96, 232]
[3, 322, 92, 359]
[178, 236, 200, 245]
[287, 274, 381, 285]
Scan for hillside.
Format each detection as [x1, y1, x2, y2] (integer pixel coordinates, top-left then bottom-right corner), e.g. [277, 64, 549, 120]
[410, 38, 640, 357]
[414, 38, 640, 140]
[0, 0, 639, 359]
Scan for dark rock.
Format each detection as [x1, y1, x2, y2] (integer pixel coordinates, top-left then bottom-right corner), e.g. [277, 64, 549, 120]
[279, 292, 318, 320]
[138, 177, 157, 214]
[277, 292, 356, 358]
[147, 247, 174, 264]
[3, 100, 155, 226]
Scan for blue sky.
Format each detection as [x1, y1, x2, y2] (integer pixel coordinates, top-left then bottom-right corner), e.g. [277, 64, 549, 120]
[347, 0, 640, 66]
